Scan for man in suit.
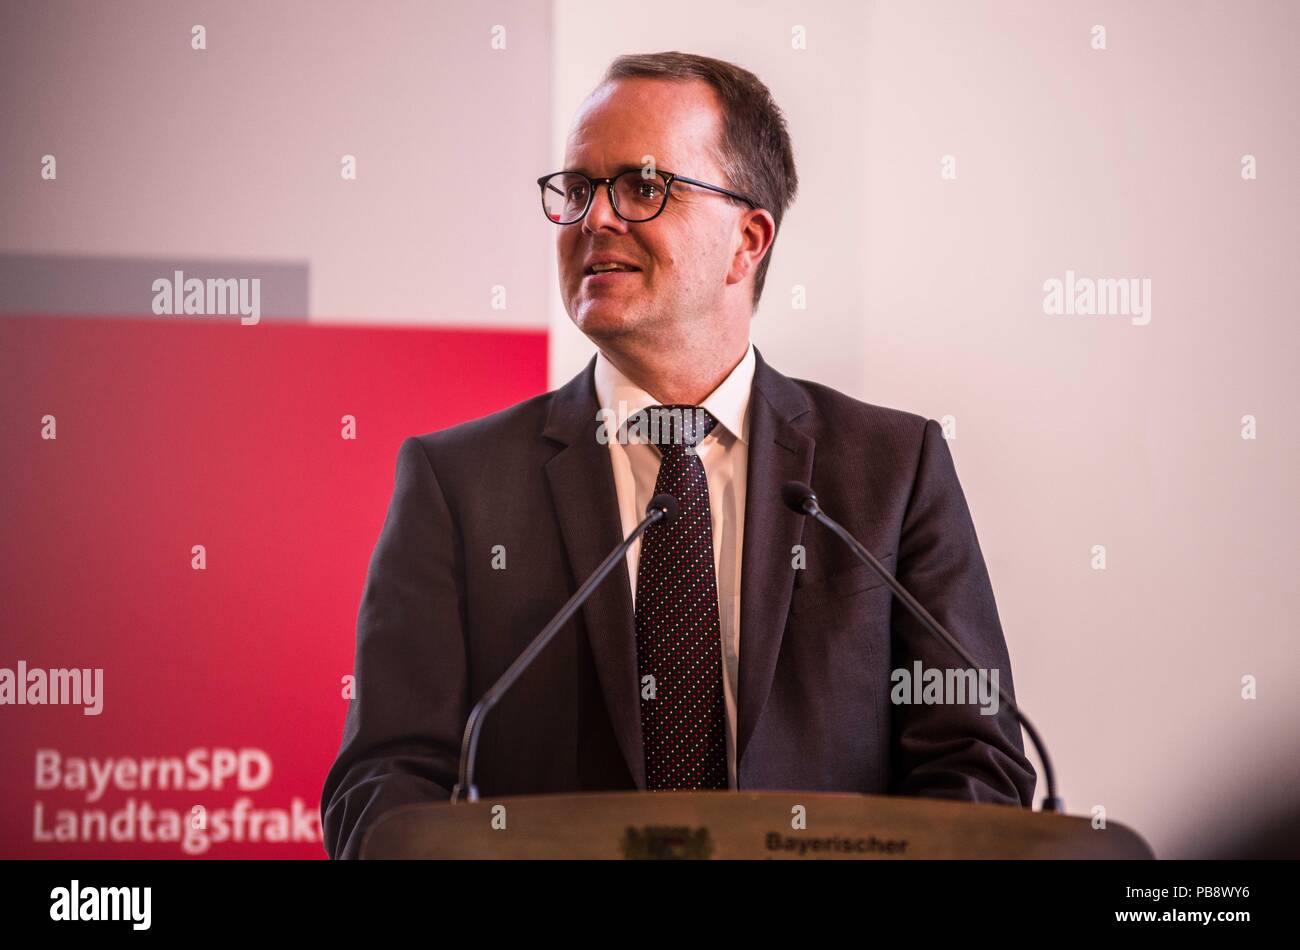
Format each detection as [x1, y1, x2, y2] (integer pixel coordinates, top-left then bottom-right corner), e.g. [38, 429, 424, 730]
[321, 52, 1035, 860]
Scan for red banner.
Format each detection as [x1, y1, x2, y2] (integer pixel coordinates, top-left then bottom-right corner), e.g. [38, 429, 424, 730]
[0, 315, 547, 858]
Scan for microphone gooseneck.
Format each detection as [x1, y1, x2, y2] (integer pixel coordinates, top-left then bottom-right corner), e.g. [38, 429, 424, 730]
[781, 480, 1064, 813]
[451, 493, 677, 803]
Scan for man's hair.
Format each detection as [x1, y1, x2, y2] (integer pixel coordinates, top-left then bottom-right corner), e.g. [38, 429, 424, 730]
[600, 51, 798, 313]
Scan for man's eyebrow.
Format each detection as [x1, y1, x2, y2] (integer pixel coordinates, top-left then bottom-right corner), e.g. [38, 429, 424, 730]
[567, 163, 659, 176]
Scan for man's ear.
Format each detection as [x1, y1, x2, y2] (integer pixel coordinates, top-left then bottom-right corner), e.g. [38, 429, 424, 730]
[728, 208, 776, 287]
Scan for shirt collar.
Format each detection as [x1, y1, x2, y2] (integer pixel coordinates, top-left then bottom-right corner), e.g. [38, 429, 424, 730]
[593, 342, 756, 446]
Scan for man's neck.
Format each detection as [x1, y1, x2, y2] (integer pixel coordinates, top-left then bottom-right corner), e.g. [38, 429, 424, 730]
[596, 335, 750, 406]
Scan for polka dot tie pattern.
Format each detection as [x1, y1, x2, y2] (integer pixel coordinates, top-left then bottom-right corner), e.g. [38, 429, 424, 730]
[632, 404, 728, 791]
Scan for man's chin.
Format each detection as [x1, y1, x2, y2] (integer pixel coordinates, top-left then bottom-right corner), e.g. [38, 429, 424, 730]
[571, 303, 643, 340]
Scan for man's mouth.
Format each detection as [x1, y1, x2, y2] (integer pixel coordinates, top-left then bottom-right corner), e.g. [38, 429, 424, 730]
[583, 262, 642, 276]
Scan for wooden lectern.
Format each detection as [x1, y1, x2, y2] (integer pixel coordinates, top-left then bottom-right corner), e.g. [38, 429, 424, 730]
[361, 791, 1154, 859]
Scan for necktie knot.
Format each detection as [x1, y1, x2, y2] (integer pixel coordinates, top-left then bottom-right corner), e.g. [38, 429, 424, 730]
[631, 404, 718, 456]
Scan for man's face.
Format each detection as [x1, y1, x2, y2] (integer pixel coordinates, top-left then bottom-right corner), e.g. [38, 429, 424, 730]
[557, 78, 745, 344]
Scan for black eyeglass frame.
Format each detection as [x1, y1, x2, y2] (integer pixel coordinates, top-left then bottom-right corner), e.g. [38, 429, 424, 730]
[536, 168, 760, 224]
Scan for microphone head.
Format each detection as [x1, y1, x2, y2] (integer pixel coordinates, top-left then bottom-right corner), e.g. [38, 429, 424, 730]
[647, 492, 679, 525]
[781, 481, 817, 515]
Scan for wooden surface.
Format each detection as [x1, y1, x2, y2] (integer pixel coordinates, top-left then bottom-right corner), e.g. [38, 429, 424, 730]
[361, 791, 1154, 859]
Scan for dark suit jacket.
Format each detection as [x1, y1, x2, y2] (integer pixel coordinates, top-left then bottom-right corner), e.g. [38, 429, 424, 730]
[321, 348, 1036, 858]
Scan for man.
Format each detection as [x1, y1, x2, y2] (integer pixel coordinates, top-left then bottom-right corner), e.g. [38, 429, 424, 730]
[321, 51, 1035, 860]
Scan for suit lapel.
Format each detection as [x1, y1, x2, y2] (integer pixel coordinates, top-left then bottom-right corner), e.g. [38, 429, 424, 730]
[542, 358, 646, 789]
[736, 349, 815, 771]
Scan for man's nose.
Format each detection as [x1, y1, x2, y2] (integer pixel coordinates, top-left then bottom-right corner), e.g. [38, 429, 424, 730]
[582, 182, 627, 235]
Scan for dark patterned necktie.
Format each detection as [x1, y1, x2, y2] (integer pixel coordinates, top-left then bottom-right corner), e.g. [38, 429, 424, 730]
[633, 404, 728, 790]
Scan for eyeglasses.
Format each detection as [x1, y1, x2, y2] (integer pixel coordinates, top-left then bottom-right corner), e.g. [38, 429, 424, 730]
[537, 168, 759, 225]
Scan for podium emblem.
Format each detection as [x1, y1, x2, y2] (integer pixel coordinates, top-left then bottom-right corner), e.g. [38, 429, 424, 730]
[621, 826, 714, 860]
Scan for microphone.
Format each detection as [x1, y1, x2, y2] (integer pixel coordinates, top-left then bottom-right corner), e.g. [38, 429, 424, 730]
[781, 481, 1064, 813]
[451, 492, 678, 802]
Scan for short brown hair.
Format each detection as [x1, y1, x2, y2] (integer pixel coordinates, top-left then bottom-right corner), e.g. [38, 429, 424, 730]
[600, 51, 798, 313]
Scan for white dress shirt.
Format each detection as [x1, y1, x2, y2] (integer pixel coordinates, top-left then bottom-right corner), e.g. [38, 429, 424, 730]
[593, 343, 755, 789]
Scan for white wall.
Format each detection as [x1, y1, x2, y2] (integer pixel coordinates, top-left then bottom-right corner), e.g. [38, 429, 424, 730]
[0, 0, 554, 327]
